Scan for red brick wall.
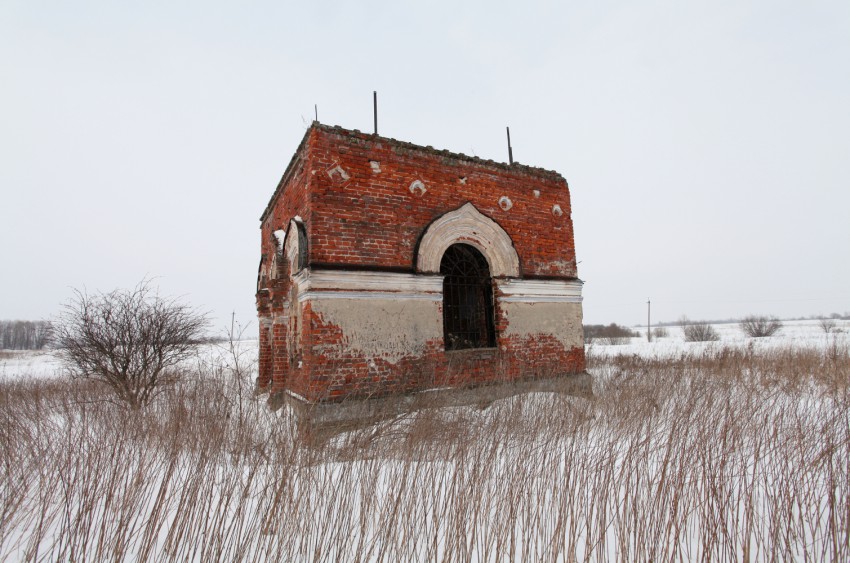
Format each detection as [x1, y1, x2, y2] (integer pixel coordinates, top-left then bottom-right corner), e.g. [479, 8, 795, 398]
[257, 141, 312, 394]
[302, 126, 577, 278]
[257, 323, 272, 389]
[257, 124, 585, 403]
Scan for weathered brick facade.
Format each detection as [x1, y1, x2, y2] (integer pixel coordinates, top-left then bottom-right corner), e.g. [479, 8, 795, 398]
[257, 123, 585, 403]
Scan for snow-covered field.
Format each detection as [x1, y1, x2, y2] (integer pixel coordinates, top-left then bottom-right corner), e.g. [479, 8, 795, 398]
[3, 318, 846, 381]
[0, 349, 64, 380]
[1, 319, 848, 562]
[591, 318, 850, 358]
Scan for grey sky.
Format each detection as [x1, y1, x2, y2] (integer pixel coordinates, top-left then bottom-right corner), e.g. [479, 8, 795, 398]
[2, 0, 848, 332]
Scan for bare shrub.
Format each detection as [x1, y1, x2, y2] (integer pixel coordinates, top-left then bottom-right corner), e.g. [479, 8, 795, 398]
[652, 326, 669, 339]
[584, 323, 638, 345]
[53, 280, 208, 409]
[820, 318, 838, 334]
[680, 317, 720, 342]
[740, 315, 783, 337]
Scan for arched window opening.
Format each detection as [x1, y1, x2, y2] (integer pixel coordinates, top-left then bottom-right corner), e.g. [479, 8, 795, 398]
[441, 244, 496, 350]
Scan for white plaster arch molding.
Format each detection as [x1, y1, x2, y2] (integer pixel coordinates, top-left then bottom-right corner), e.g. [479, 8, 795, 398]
[416, 203, 520, 277]
[284, 218, 308, 274]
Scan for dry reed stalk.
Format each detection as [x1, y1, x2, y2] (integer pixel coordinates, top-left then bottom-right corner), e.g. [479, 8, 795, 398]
[0, 342, 848, 561]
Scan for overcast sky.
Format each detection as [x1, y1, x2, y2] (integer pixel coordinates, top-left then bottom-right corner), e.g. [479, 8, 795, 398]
[2, 0, 848, 333]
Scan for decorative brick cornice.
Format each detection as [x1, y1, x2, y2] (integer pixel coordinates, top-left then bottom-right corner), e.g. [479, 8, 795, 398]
[312, 123, 566, 180]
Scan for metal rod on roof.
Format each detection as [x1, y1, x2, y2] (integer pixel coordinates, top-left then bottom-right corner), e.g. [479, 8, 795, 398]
[506, 126, 514, 165]
[373, 91, 378, 135]
[314, 104, 318, 122]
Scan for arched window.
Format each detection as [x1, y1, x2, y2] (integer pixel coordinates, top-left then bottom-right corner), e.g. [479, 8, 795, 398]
[441, 244, 496, 350]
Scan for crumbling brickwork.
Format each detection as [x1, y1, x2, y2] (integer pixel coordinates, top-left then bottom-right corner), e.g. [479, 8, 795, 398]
[257, 123, 585, 403]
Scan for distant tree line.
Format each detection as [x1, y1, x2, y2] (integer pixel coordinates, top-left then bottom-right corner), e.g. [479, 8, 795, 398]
[0, 320, 52, 350]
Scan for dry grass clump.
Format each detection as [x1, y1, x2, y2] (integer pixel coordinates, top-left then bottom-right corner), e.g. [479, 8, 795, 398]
[1, 341, 848, 561]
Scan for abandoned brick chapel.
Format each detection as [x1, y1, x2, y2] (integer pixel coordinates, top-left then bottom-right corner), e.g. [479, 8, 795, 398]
[256, 123, 585, 403]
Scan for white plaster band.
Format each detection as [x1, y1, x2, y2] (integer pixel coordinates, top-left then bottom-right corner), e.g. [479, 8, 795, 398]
[296, 270, 443, 294]
[500, 295, 583, 303]
[299, 291, 442, 302]
[291, 269, 580, 303]
[496, 279, 583, 303]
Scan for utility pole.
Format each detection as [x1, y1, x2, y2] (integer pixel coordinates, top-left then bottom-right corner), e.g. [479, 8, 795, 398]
[647, 299, 651, 342]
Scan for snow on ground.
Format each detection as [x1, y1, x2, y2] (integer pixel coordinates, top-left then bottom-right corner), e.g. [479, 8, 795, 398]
[0, 340, 262, 382]
[1, 319, 848, 561]
[589, 318, 850, 359]
[2, 318, 846, 381]
[0, 350, 65, 380]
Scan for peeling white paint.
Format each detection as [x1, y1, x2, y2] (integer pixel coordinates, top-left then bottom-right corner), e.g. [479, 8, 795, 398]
[370, 160, 381, 173]
[533, 190, 540, 198]
[327, 164, 350, 182]
[552, 204, 563, 217]
[312, 299, 442, 364]
[409, 179, 427, 196]
[545, 259, 577, 277]
[284, 220, 304, 273]
[273, 229, 286, 250]
[501, 301, 584, 349]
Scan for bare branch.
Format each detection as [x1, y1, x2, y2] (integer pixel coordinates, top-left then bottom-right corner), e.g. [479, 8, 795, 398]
[740, 315, 783, 338]
[53, 280, 209, 409]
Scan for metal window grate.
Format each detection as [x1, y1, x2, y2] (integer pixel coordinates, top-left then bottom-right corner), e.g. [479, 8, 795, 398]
[440, 244, 496, 350]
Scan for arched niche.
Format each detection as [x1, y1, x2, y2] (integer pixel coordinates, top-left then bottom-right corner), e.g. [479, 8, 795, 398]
[284, 218, 308, 274]
[416, 203, 520, 278]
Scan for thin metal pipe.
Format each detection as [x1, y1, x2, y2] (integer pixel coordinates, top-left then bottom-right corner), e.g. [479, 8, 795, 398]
[373, 91, 378, 135]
